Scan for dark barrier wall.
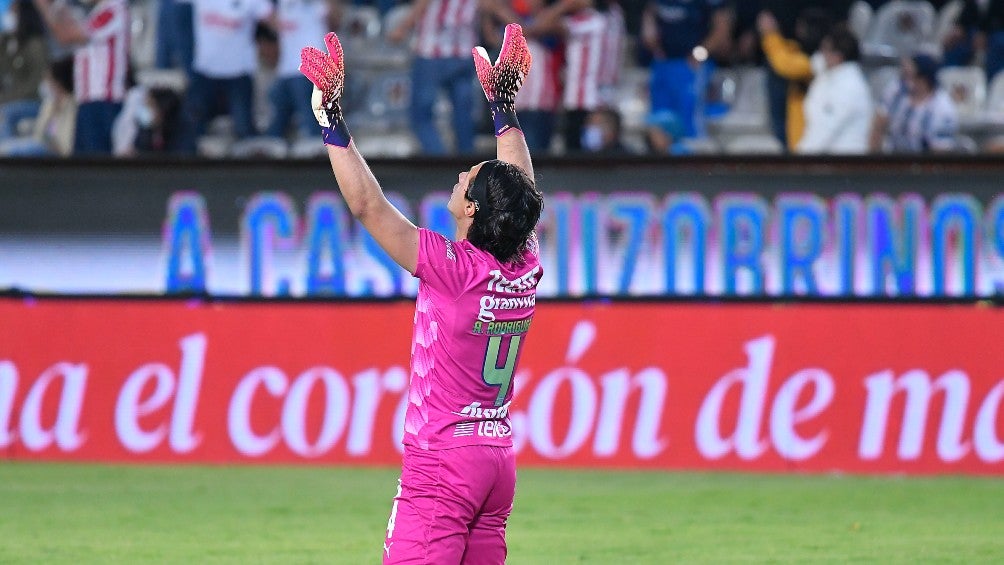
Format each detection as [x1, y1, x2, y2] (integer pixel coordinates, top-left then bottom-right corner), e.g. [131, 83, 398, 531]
[2, 156, 1003, 297]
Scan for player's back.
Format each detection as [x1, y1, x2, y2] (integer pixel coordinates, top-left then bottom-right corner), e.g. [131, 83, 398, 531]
[405, 228, 541, 450]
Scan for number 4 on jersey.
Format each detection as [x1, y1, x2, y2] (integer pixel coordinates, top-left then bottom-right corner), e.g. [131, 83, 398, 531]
[482, 334, 522, 407]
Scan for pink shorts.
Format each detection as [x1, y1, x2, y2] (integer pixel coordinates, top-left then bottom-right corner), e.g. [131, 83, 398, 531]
[382, 444, 516, 564]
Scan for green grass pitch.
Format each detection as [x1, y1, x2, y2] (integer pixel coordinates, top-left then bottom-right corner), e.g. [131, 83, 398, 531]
[0, 462, 1002, 563]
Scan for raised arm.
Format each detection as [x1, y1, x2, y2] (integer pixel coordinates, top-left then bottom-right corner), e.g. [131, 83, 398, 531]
[757, 11, 812, 81]
[703, 5, 734, 62]
[32, 0, 91, 46]
[300, 33, 419, 275]
[388, 0, 431, 43]
[473, 23, 534, 179]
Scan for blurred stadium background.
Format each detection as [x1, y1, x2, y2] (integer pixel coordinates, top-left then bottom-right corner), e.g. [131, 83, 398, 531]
[3, 0, 1004, 563]
[4, 0, 1004, 158]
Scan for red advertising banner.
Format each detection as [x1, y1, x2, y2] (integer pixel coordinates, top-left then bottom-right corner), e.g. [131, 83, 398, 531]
[1, 298, 1002, 474]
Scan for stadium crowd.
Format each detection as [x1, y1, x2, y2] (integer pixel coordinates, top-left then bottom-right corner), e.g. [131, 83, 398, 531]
[2, 0, 1004, 158]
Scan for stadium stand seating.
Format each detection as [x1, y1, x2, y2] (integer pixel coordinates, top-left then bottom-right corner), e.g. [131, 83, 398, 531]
[336, 5, 419, 156]
[195, 116, 235, 158]
[706, 66, 772, 142]
[339, 5, 382, 47]
[848, 1, 874, 41]
[955, 134, 979, 153]
[289, 137, 330, 158]
[129, 0, 158, 72]
[866, 65, 902, 102]
[934, 0, 965, 46]
[230, 135, 289, 158]
[938, 66, 987, 136]
[614, 66, 652, 152]
[986, 71, 1004, 124]
[135, 68, 187, 93]
[722, 133, 784, 155]
[861, 0, 938, 62]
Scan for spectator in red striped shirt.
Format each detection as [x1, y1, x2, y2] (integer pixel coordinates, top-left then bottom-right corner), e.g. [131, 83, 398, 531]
[527, 0, 624, 153]
[482, 0, 562, 152]
[594, 0, 623, 108]
[33, 0, 129, 155]
[390, 0, 490, 155]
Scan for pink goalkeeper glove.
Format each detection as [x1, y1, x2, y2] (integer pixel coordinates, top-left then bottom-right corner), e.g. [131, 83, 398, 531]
[473, 23, 532, 137]
[299, 32, 351, 147]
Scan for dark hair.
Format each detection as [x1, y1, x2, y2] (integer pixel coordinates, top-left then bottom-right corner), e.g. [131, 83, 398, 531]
[49, 56, 74, 94]
[827, 24, 859, 62]
[15, 0, 46, 42]
[592, 0, 615, 13]
[149, 87, 184, 152]
[912, 53, 940, 88]
[465, 160, 543, 264]
[795, 7, 832, 54]
[595, 107, 622, 134]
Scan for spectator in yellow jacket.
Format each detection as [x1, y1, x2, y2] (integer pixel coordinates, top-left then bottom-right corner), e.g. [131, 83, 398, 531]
[756, 8, 831, 150]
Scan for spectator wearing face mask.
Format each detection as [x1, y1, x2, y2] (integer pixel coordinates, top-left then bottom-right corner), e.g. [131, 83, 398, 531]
[581, 106, 630, 154]
[869, 53, 959, 153]
[525, 0, 625, 153]
[797, 24, 872, 154]
[112, 83, 182, 156]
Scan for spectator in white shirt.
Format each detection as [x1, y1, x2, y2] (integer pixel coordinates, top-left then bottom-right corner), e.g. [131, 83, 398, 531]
[178, 0, 273, 154]
[266, 0, 338, 141]
[797, 24, 872, 155]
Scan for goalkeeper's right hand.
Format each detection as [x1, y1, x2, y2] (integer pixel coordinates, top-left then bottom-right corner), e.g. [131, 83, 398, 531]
[299, 32, 351, 148]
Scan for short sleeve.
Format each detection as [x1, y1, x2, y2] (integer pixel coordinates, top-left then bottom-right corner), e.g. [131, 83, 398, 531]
[87, 0, 127, 39]
[414, 228, 473, 297]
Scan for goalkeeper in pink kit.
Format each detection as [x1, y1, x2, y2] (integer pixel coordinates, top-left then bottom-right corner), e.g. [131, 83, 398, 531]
[299, 23, 543, 564]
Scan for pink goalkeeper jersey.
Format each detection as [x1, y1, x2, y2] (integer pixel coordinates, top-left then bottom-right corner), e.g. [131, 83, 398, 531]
[405, 228, 542, 450]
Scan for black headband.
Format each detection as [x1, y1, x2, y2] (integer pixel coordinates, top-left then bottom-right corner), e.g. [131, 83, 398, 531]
[468, 159, 502, 220]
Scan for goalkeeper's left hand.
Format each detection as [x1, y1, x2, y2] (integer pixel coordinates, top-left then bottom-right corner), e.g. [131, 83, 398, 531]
[299, 32, 351, 147]
[473, 23, 532, 137]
